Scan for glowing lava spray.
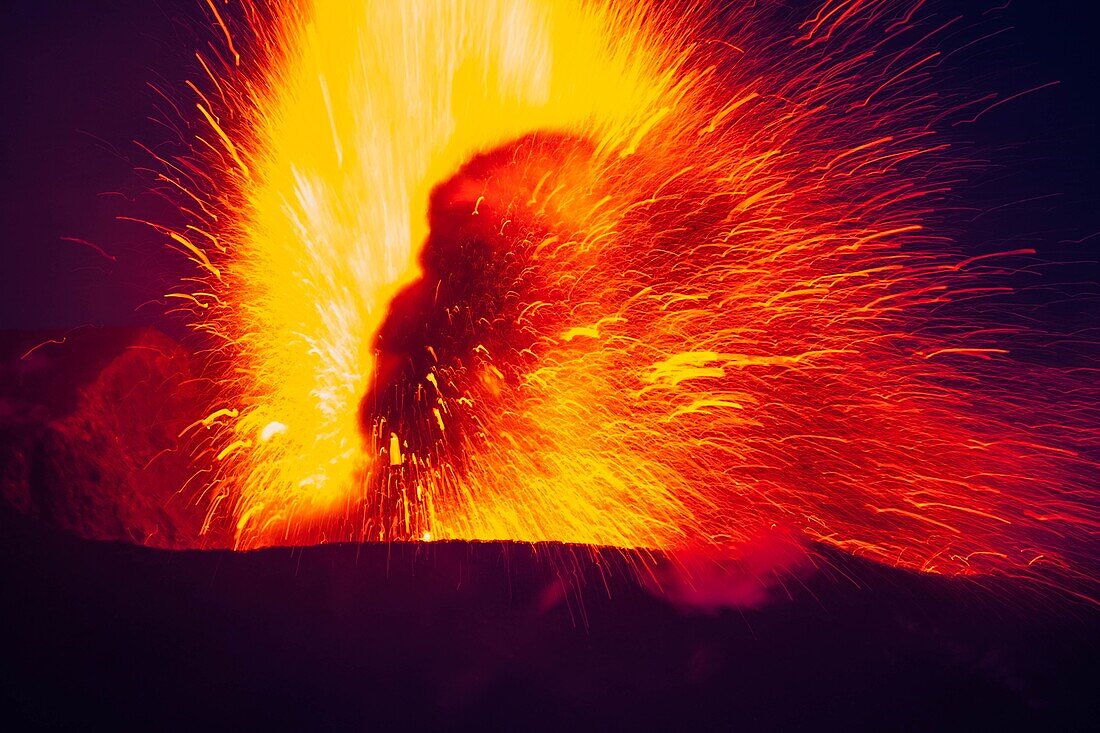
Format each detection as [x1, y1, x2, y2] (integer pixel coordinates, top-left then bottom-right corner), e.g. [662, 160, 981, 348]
[147, 0, 1097, 598]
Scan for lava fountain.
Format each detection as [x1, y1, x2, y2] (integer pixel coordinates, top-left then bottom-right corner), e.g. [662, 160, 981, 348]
[142, 0, 1097, 597]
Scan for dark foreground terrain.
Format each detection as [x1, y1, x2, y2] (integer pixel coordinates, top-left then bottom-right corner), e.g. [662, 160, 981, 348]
[1, 503, 1097, 731]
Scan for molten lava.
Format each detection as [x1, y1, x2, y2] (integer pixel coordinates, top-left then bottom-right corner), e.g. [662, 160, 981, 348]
[141, 0, 1097, 598]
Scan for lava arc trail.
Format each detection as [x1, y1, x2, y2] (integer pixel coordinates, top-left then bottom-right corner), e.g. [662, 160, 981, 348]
[142, 0, 1098, 598]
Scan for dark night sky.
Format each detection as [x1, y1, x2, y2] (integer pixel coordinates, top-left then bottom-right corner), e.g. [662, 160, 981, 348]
[0, 2, 1097, 730]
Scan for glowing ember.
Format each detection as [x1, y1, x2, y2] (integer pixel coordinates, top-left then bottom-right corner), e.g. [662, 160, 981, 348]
[143, 0, 1096, 596]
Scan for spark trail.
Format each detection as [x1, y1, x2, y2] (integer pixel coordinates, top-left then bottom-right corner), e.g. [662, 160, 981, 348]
[146, 0, 1097, 598]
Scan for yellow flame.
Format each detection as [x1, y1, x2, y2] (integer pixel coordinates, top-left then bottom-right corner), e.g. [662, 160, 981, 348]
[223, 0, 693, 545]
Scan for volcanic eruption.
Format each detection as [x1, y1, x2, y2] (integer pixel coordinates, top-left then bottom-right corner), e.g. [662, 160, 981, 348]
[6, 0, 1096, 605]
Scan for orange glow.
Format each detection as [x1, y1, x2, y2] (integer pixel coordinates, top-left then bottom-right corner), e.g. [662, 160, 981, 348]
[149, 0, 1097, 596]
